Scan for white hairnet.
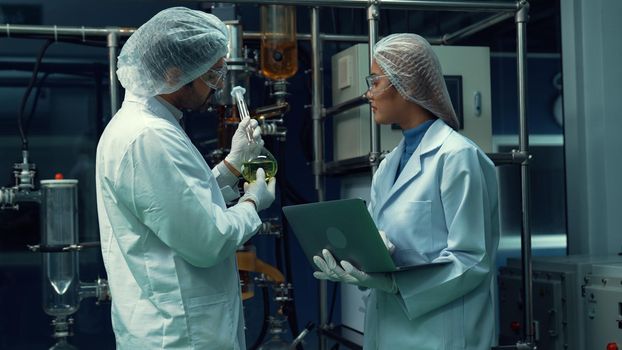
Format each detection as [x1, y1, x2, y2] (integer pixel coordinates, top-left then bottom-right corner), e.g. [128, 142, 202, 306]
[117, 7, 228, 97]
[373, 33, 460, 130]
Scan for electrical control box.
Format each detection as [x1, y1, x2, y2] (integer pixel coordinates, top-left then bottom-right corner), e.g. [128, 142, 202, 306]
[583, 262, 622, 350]
[498, 255, 622, 349]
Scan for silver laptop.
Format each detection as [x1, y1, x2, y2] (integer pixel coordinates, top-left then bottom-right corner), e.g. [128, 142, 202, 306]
[283, 198, 450, 273]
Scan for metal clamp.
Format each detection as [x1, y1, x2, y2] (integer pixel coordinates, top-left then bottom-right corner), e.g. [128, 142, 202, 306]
[273, 282, 293, 303]
[367, 1, 380, 20]
[258, 218, 282, 236]
[492, 342, 536, 350]
[94, 277, 111, 304]
[312, 160, 324, 176]
[516, 0, 530, 23]
[0, 187, 15, 208]
[51, 317, 73, 339]
[368, 151, 381, 166]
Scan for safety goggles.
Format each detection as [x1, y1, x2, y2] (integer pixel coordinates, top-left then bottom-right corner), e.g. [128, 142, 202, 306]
[201, 62, 228, 90]
[365, 74, 393, 97]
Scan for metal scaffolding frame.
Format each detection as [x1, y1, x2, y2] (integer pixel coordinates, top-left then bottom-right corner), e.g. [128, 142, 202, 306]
[1, 24, 134, 115]
[1, 1, 534, 348]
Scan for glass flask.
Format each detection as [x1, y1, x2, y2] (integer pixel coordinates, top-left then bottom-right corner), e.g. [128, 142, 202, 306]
[241, 145, 278, 183]
[258, 316, 290, 350]
[230, 86, 278, 182]
[40, 180, 80, 317]
[260, 5, 298, 80]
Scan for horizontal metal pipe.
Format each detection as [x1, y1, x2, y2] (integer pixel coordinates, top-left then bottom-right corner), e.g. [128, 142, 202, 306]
[487, 151, 530, 166]
[183, 0, 518, 11]
[324, 94, 368, 118]
[441, 11, 515, 44]
[2, 25, 369, 43]
[321, 33, 369, 42]
[243, 32, 369, 42]
[3, 24, 507, 46]
[1, 24, 134, 38]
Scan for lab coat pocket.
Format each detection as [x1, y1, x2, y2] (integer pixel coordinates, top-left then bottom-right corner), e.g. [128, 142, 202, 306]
[187, 292, 235, 349]
[392, 200, 432, 266]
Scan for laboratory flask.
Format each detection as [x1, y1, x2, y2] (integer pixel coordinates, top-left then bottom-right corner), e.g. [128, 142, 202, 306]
[241, 145, 278, 183]
[258, 316, 290, 350]
[40, 179, 80, 317]
[231, 86, 278, 182]
[260, 5, 298, 80]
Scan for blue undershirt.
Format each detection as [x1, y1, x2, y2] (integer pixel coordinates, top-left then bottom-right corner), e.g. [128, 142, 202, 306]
[395, 119, 435, 180]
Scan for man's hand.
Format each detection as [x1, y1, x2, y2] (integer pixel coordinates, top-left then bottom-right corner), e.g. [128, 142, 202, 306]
[226, 118, 263, 172]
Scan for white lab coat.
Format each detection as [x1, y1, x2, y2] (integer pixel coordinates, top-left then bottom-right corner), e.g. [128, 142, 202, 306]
[364, 119, 499, 349]
[95, 92, 261, 349]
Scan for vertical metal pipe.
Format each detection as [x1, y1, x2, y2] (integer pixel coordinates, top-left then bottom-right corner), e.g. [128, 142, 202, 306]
[516, 1, 534, 346]
[367, 3, 380, 174]
[107, 32, 119, 116]
[311, 8, 324, 203]
[310, 7, 327, 350]
[310, 11, 324, 202]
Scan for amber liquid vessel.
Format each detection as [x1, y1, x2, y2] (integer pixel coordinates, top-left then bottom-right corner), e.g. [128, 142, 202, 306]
[260, 5, 298, 80]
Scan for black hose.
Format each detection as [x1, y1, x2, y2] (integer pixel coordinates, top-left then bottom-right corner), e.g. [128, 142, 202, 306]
[271, 139, 285, 277]
[250, 286, 271, 350]
[327, 281, 338, 324]
[24, 72, 50, 135]
[283, 178, 311, 204]
[276, 140, 304, 350]
[18, 40, 54, 150]
[94, 68, 104, 136]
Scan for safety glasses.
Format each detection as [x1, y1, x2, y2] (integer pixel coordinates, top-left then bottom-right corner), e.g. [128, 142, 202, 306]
[365, 74, 393, 97]
[201, 62, 228, 90]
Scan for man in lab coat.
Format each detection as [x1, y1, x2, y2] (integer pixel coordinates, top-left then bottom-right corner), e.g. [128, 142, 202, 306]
[95, 7, 276, 349]
[314, 34, 500, 349]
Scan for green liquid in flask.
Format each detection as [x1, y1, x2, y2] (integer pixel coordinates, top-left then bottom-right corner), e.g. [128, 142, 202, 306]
[242, 157, 278, 183]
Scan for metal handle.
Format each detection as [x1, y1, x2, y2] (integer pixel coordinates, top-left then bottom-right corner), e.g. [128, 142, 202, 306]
[474, 91, 482, 116]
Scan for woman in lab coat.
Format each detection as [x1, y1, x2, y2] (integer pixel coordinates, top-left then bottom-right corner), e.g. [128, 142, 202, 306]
[313, 33, 500, 349]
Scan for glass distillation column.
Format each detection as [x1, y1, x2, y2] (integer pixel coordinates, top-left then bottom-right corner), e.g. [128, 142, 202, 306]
[254, 5, 296, 139]
[40, 179, 80, 350]
[37, 179, 109, 350]
[260, 5, 298, 83]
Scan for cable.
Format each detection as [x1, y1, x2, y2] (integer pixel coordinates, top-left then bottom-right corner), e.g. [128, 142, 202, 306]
[249, 286, 271, 350]
[18, 39, 53, 150]
[20, 71, 99, 137]
[327, 281, 338, 324]
[24, 72, 50, 135]
[283, 181, 310, 204]
[273, 126, 303, 350]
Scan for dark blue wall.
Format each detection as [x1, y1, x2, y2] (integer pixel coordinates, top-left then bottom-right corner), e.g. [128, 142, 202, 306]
[491, 54, 563, 135]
